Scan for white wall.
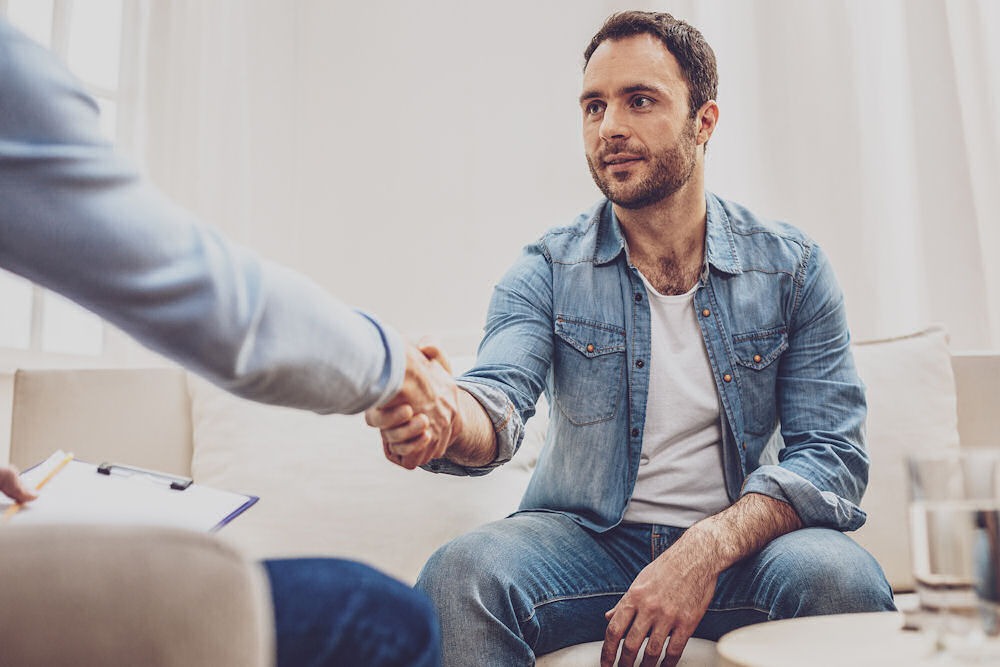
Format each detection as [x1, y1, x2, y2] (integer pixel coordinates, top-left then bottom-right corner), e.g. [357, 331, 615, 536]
[134, 0, 1000, 355]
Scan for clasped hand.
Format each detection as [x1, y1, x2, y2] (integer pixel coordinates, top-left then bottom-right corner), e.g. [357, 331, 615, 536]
[365, 342, 463, 470]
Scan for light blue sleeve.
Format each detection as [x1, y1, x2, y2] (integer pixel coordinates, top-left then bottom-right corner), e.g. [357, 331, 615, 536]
[740, 244, 869, 531]
[424, 243, 553, 476]
[0, 21, 404, 414]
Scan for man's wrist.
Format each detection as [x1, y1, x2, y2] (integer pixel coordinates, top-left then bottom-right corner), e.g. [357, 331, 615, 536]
[441, 390, 498, 467]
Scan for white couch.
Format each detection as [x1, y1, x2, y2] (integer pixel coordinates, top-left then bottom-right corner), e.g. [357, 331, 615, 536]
[4, 325, 998, 665]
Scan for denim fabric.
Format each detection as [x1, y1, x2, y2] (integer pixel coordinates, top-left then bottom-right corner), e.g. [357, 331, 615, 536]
[416, 512, 894, 666]
[426, 195, 869, 533]
[265, 558, 441, 667]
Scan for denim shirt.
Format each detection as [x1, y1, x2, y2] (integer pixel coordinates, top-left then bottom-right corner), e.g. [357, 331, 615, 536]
[427, 195, 868, 533]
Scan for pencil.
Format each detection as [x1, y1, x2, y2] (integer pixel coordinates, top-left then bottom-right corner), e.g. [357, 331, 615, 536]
[2, 451, 75, 523]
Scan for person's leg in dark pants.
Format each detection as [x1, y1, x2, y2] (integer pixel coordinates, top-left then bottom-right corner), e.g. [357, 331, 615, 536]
[264, 558, 440, 667]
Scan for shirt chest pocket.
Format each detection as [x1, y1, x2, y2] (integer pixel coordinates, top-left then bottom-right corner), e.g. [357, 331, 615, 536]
[552, 316, 627, 426]
[732, 327, 788, 436]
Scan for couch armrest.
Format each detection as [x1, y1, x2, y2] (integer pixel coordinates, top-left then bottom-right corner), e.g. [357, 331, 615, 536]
[0, 524, 273, 667]
[9, 368, 193, 476]
[952, 352, 1000, 447]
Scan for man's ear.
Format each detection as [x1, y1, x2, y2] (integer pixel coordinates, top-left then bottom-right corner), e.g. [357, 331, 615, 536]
[696, 100, 719, 147]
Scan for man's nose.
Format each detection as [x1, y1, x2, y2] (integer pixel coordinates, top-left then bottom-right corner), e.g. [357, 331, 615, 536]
[599, 105, 630, 142]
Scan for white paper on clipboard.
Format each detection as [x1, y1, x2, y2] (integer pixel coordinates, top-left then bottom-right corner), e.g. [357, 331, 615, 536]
[2, 451, 257, 532]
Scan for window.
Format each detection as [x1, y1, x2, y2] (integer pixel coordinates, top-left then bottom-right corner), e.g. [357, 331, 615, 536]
[0, 0, 125, 357]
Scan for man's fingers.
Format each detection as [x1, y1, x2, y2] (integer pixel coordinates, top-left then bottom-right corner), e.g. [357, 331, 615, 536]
[639, 628, 671, 667]
[365, 403, 413, 428]
[601, 606, 634, 667]
[661, 628, 691, 667]
[381, 414, 429, 445]
[418, 341, 452, 374]
[618, 616, 652, 667]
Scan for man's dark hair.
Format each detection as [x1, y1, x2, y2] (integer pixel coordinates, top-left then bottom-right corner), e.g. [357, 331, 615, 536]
[583, 11, 718, 118]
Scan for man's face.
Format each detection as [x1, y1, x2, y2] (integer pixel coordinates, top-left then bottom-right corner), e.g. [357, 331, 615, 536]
[581, 34, 700, 210]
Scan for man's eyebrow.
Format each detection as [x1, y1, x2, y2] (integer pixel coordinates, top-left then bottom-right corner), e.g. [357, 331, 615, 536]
[578, 83, 666, 104]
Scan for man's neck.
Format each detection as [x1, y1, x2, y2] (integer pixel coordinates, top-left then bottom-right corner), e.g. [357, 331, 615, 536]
[614, 178, 708, 295]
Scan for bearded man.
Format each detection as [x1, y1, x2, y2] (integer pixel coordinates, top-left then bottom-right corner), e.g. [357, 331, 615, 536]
[368, 10, 895, 667]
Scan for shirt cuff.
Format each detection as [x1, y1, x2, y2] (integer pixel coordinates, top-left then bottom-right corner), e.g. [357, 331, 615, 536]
[741, 464, 867, 531]
[421, 378, 523, 477]
[357, 310, 407, 410]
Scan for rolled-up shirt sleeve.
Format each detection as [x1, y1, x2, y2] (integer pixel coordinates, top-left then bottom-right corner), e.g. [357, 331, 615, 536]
[740, 244, 869, 531]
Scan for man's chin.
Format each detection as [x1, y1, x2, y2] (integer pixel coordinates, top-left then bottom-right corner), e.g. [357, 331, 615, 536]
[604, 187, 662, 210]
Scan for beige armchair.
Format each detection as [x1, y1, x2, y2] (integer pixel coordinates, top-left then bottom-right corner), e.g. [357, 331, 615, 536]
[2, 370, 273, 667]
[0, 524, 272, 667]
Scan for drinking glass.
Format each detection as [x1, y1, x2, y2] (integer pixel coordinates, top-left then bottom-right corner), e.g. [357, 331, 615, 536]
[908, 449, 1000, 661]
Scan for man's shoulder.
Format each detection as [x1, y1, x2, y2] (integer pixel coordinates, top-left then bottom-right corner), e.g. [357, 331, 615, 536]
[709, 194, 820, 275]
[532, 200, 612, 263]
[713, 195, 815, 247]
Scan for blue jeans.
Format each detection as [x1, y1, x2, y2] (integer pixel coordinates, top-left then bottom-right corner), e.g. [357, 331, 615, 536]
[265, 558, 441, 667]
[416, 512, 895, 666]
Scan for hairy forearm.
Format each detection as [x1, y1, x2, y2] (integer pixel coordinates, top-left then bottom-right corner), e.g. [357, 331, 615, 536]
[441, 389, 499, 467]
[680, 492, 803, 574]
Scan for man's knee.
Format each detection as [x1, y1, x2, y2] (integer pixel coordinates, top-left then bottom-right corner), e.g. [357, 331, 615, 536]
[758, 528, 895, 617]
[416, 529, 511, 603]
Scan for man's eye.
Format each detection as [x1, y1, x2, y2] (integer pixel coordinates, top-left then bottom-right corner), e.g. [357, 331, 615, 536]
[632, 96, 653, 109]
[585, 102, 604, 115]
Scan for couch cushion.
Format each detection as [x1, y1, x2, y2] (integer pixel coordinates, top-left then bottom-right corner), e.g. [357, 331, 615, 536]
[849, 325, 959, 591]
[187, 373, 533, 583]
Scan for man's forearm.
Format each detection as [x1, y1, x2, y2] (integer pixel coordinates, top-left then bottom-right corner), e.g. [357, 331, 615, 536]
[681, 492, 803, 574]
[441, 389, 499, 467]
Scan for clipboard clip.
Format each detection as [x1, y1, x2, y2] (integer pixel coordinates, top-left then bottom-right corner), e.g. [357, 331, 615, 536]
[96, 463, 194, 491]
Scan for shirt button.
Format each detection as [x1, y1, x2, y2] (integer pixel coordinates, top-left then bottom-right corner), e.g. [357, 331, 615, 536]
[742, 442, 747, 451]
[701, 308, 711, 317]
[635, 293, 643, 302]
[635, 359, 644, 368]
[753, 354, 762, 363]
[723, 373, 733, 383]
[586, 343, 595, 353]
[631, 428, 640, 437]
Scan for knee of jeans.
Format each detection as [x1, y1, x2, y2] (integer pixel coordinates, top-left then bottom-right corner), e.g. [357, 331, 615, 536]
[416, 533, 514, 606]
[764, 529, 894, 617]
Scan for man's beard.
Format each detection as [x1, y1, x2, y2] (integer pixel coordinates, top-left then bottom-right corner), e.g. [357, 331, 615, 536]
[587, 122, 698, 210]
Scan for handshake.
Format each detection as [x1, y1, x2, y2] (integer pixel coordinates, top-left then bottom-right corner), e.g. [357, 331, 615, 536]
[365, 342, 465, 470]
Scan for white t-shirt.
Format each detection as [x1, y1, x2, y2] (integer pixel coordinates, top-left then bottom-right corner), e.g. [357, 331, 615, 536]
[622, 271, 731, 527]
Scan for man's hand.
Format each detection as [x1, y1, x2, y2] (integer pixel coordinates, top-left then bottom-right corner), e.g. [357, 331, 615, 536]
[0, 465, 37, 503]
[601, 531, 718, 667]
[602, 494, 802, 667]
[365, 341, 463, 470]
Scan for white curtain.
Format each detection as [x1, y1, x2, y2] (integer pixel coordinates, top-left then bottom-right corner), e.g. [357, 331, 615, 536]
[126, 0, 1000, 352]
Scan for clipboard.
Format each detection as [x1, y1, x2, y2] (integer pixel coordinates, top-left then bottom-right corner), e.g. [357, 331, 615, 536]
[2, 451, 257, 532]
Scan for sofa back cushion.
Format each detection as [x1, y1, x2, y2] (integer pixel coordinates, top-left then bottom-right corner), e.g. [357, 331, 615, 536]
[8, 368, 193, 476]
[188, 361, 538, 583]
[849, 325, 959, 591]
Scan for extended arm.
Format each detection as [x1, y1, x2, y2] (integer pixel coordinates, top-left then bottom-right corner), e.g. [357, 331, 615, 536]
[367, 244, 554, 471]
[0, 21, 406, 415]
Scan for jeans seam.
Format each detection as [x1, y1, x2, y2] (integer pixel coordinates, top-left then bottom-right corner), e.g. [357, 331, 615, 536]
[705, 603, 772, 617]
[521, 591, 627, 625]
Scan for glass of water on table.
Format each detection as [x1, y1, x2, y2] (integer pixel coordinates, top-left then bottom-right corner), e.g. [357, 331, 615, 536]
[908, 449, 1000, 661]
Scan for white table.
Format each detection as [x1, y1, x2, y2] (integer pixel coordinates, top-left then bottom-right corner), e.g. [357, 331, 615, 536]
[716, 612, 945, 667]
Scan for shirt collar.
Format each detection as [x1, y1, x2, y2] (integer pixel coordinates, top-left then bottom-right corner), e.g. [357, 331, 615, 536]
[593, 194, 743, 275]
